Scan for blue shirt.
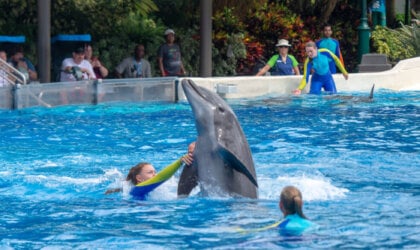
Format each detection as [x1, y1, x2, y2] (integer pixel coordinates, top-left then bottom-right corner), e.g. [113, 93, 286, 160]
[278, 214, 317, 236]
[316, 38, 343, 73]
[266, 54, 299, 76]
[370, 0, 385, 13]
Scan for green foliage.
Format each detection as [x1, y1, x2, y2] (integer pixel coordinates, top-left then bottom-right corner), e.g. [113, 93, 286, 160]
[176, 27, 247, 77]
[213, 33, 247, 76]
[0, 0, 167, 77]
[0, 0, 38, 62]
[212, 7, 247, 76]
[161, 6, 248, 77]
[327, 2, 361, 72]
[50, 0, 164, 76]
[371, 22, 419, 62]
[394, 13, 406, 24]
[213, 7, 244, 33]
[1, 0, 412, 77]
[152, 0, 199, 28]
[243, 2, 311, 71]
[176, 28, 200, 76]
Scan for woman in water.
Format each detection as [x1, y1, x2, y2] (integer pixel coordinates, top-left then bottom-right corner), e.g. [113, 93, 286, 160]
[277, 186, 317, 235]
[293, 41, 348, 95]
[105, 142, 195, 195]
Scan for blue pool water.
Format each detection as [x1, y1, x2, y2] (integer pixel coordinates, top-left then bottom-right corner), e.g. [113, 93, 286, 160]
[0, 90, 419, 249]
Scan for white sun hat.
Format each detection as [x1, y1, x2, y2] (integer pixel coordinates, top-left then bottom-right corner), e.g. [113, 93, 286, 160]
[164, 29, 175, 36]
[275, 39, 291, 47]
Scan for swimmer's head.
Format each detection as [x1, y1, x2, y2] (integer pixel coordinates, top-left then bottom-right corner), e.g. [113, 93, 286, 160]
[279, 185, 307, 219]
[305, 42, 318, 59]
[126, 162, 156, 185]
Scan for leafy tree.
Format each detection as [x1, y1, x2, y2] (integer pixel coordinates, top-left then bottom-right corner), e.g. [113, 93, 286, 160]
[282, 0, 344, 24]
[0, 0, 165, 77]
[371, 19, 420, 62]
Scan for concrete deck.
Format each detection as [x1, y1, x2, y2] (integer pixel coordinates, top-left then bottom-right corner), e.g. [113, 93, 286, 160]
[178, 56, 420, 100]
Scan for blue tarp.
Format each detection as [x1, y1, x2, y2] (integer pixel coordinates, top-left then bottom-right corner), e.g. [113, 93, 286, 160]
[51, 34, 91, 43]
[0, 36, 26, 43]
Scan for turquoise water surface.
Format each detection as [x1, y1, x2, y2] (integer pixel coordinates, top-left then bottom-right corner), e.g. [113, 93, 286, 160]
[0, 90, 419, 249]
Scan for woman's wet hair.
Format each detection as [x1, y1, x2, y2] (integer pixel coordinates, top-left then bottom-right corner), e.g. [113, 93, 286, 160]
[280, 186, 308, 219]
[305, 41, 317, 49]
[126, 162, 150, 185]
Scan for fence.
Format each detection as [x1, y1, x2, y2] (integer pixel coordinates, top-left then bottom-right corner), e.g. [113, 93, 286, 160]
[0, 77, 178, 110]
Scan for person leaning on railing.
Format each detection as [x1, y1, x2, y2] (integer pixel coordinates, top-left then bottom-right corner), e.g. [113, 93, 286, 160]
[8, 46, 38, 83]
[0, 50, 11, 87]
[60, 47, 96, 82]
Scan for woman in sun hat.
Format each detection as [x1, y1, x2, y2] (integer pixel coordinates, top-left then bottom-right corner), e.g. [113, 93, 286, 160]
[256, 39, 300, 76]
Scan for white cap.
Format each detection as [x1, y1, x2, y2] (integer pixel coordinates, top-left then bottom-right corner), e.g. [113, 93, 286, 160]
[275, 39, 291, 47]
[164, 29, 175, 36]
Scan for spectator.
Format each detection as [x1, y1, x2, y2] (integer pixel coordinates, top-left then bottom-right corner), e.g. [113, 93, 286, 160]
[256, 39, 300, 76]
[316, 23, 345, 73]
[84, 44, 109, 79]
[369, 0, 386, 27]
[0, 50, 11, 87]
[8, 46, 38, 82]
[115, 44, 152, 78]
[157, 29, 186, 77]
[60, 47, 96, 82]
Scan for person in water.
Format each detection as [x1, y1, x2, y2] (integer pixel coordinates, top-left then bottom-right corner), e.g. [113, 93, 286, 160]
[293, 41, 348, 95]
[105, 142, 195, 195]
[277, 186, 317, 235]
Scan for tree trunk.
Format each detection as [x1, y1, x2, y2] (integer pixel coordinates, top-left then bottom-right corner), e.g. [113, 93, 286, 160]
[317, 0, 338, 24]
[386, 0, 397, 26]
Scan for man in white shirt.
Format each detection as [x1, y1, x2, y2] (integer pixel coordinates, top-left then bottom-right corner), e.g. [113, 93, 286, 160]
[60, 47, 96, 82]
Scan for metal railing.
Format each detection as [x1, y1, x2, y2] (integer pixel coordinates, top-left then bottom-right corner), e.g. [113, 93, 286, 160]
[0, 58, 27, 86]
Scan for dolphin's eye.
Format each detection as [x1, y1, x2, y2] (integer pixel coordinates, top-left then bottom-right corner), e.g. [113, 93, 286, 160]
[218, 106, 225, 113]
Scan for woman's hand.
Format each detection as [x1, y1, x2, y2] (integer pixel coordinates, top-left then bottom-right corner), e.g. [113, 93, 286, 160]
[343, 73, 349, 80]
[182, 141, 196, 165]
[182, 154, 193, 165]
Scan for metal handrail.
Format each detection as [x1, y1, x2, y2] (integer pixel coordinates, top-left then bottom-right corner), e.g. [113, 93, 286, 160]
[0, 58, 27, 86]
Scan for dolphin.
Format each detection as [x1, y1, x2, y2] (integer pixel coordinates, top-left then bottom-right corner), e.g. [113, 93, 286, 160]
[178, 79, 258, 199]
[325, 84, 375, 103]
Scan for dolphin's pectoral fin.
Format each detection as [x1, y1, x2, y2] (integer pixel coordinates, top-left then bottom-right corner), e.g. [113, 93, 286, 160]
[219, 147, 258, 187]
[177, 163, 199, 197]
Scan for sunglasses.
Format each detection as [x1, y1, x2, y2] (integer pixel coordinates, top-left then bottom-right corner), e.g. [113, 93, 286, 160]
[278, 46, 289, 48]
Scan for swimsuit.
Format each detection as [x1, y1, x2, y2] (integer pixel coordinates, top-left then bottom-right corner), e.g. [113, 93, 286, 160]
[278, 214, 317, 236]
[297, 48, 347, 94]
[316, 38, 344, 73]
